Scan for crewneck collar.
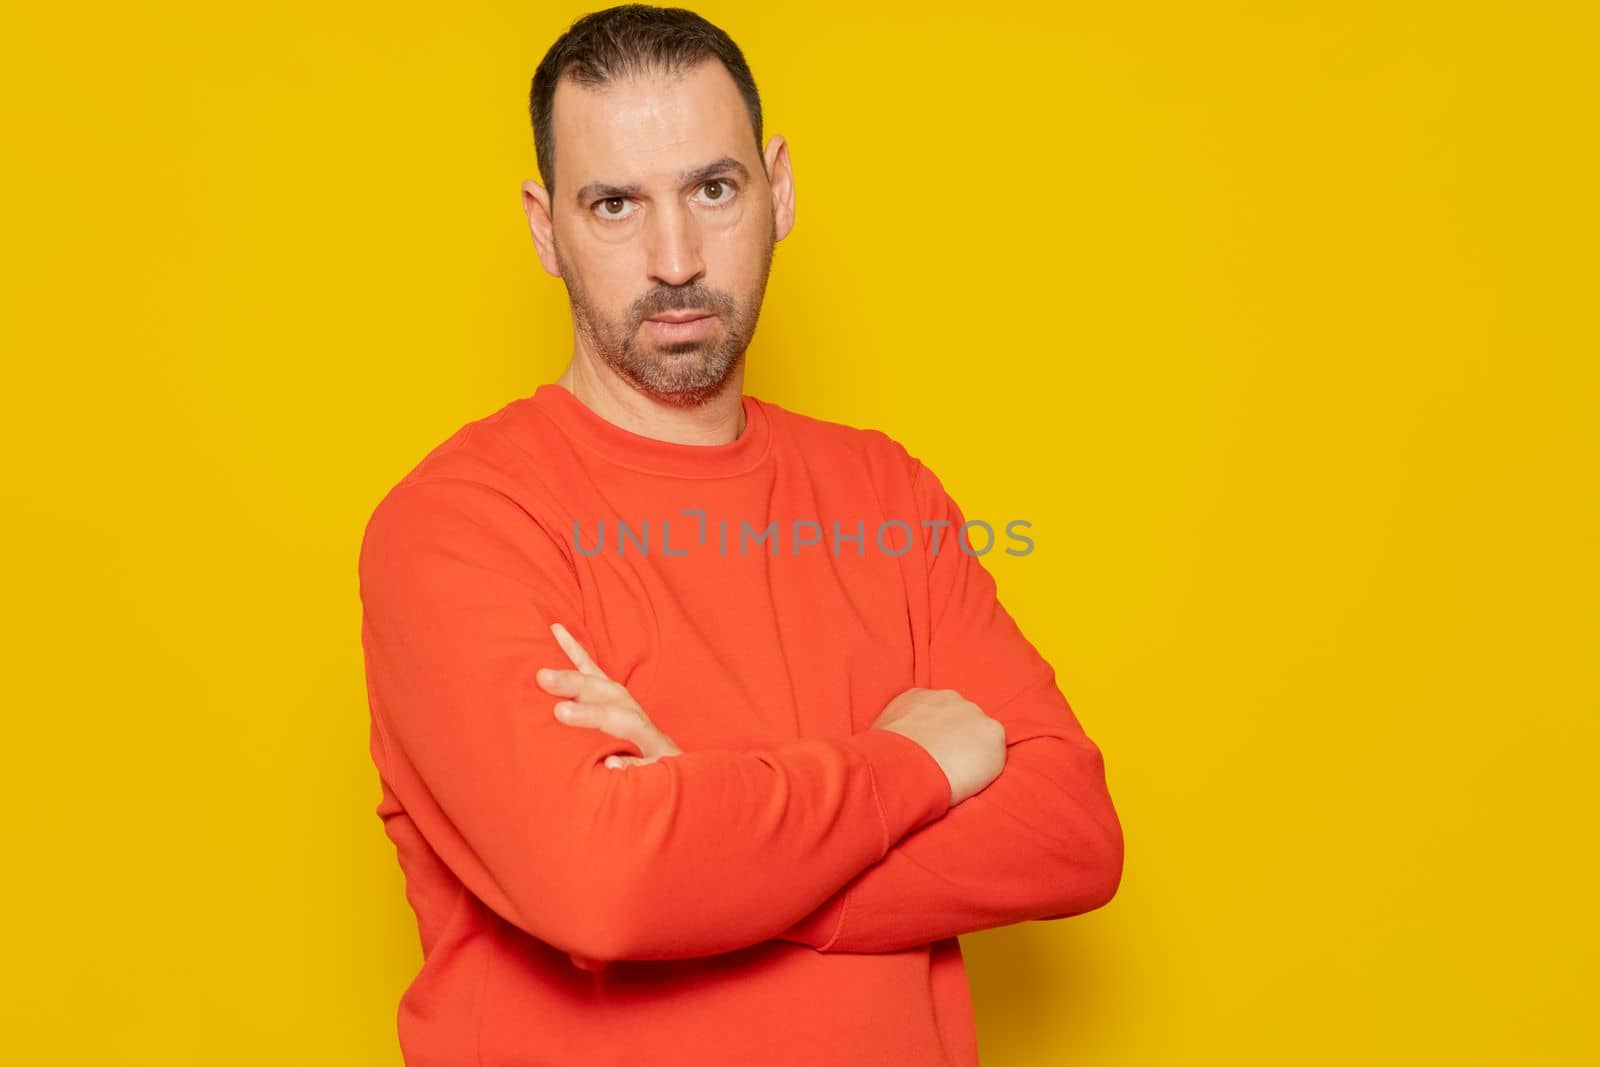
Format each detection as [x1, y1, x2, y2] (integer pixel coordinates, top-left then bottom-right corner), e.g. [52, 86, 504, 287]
[528, 382, 773, 479]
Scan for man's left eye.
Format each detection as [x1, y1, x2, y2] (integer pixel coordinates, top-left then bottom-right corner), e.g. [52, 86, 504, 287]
[698, 179, 736, 205]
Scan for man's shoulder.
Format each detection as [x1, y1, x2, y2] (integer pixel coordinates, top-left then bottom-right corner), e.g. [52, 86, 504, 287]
[384, 395, 535, 489]
[757, 395, 924, 484]
[358, 395, 557, 551]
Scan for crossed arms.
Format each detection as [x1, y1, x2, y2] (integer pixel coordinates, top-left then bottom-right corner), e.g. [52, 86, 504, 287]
[356, 460, 1123, 965]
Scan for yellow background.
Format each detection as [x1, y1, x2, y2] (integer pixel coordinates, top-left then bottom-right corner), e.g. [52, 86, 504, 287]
[4, 2, 1595, 1063]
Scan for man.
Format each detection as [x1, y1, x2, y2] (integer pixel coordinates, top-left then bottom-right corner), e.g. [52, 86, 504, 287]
[357, 5, 1123, 1065]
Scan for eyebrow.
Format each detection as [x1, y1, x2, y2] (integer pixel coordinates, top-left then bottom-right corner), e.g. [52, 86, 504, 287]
[574, 156, 751, 205]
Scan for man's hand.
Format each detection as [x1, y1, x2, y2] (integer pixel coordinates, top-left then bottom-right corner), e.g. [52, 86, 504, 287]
[870, 687, 1007, 807]
[537, 621, 683, 769]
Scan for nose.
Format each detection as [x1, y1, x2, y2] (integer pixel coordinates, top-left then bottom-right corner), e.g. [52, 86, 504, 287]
[645, 200, 705, 288]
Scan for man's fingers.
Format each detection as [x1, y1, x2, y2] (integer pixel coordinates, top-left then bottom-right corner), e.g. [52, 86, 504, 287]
[537, 667, 632, 706]
[552, 700, 650, 740]
[550, 622, 608, 679]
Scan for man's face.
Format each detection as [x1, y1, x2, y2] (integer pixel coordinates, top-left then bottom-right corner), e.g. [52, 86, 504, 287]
[539, 60, 779, 407]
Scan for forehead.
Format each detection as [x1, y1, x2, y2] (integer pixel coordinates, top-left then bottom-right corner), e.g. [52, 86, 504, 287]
[551, 59, 756, 195]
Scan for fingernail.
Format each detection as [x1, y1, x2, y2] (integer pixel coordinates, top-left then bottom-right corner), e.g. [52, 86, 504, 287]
[554, 702, 573, 719]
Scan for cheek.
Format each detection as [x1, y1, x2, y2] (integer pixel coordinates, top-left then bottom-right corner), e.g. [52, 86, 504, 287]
[707, 217, 770, 282]
[569, 250, 644, 312]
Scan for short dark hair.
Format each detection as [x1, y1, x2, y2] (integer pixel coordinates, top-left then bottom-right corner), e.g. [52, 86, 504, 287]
[529, 4, 764, 202]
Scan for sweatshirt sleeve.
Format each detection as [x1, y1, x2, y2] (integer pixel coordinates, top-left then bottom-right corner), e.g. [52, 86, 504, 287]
[778, 458, 1124, 954]
[358, 475, 951, 965]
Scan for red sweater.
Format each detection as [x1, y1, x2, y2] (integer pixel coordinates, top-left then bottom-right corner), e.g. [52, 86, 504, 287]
[357, 383, 1123, 1066]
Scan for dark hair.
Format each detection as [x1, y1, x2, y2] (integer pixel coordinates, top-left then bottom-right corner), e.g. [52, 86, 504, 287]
[529, 4, 764, 201]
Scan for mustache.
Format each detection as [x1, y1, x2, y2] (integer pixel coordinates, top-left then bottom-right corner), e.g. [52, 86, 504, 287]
[635, 288, 732, 319]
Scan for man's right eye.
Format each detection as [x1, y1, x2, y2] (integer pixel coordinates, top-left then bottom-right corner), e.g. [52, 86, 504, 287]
[594, 197, 636, 221]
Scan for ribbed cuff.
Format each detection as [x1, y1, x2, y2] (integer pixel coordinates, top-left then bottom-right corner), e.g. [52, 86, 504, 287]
[782, 885, 851, 950]
[848, 727, 952, 854]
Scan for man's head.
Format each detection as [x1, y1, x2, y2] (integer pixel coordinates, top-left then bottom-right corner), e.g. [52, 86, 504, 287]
[522, 5, 795, 407]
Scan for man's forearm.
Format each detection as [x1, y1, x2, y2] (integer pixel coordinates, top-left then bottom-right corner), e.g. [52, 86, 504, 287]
[781, 678, 1122, 954]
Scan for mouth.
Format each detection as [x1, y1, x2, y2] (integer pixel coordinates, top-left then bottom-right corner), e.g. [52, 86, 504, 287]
[646, 311, 714, 324]
[644, 312, 718, 341]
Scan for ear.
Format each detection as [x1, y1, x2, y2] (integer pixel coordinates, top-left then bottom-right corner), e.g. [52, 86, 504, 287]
[521, 179, 563, 277]
[764, 134, 796, 242]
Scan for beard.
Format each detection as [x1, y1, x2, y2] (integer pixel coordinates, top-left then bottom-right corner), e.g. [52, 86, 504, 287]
[556, 218, 776, 409]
